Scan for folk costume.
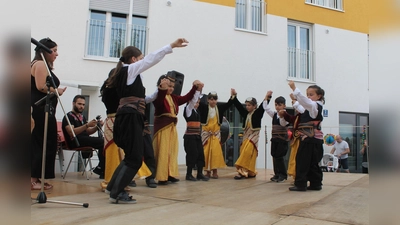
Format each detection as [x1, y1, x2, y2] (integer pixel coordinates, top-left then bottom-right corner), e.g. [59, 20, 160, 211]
[106, 44, 173, 202]
[198, 96, 234, 177]
[100, 80, 153, 190]
[183, 92, 209, 181]
[282, 103, 305, 180]
[152, 85, 197, 183]
[232, 96, 267, 179]
[265, 102, 289, 182]
[290, 88, 324, 191]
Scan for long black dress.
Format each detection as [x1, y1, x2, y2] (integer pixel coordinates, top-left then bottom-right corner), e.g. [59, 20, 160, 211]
[31, 60, 60, 179]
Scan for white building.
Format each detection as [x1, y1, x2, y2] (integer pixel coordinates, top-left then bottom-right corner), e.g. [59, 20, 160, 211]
[31, 0, 369, 172]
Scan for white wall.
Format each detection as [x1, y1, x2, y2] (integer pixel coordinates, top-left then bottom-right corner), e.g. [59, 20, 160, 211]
[31, 0, 369, 169]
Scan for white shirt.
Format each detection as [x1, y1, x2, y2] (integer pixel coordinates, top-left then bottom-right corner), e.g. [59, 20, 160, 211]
[264, 101, 288, 126]
[333, 141, 350, 159]
[185, 91, 201, 117]
[125, 44, 173, 85]
[292, 88, 323, 119]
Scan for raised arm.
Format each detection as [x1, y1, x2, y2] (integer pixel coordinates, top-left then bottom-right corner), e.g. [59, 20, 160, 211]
[185, 90, 201, 117]
[127, 38, 189, 85]
[231, 89, 248, 118]
[288, 81, 318, 118]
[263, 90, 274, 118]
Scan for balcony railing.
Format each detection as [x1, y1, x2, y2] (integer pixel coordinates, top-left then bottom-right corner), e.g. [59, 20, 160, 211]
[288, 47, 315, 81]
[235, 0, 267, 33]
[86, 19, 147, 59]
[305, 0, 343, 11]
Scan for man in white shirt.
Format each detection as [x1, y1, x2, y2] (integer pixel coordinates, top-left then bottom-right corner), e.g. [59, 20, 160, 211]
[330, 135, 350, 173]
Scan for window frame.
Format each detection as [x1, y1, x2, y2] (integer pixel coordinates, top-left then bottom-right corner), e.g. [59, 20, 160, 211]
[235, 0, 267, 35]
[287, 20, 315, 82]
[305, 0, 344, 12]
[85, 10, 148, 61]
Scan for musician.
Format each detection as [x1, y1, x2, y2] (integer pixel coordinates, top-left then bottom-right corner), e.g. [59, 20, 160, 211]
[62, 95, 105, 178]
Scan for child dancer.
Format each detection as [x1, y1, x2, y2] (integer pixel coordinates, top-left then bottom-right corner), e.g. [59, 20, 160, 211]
[152, 75, 202, 185]
[265, 91, 289, 182]
[198, 90, 234, 178]
[278, 93, 305, 183]
[231, 89, 268, 179]
[287, 81, 325, 191]
[106, 38, 189, 204]
[183, 93, 210, 181]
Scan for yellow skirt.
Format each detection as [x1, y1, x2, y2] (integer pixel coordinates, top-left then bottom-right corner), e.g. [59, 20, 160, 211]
[235, 139, 258, 177]
[287, 137, 300, 179]
[203, 135, 227, 171]
[153, 123, 179, 181]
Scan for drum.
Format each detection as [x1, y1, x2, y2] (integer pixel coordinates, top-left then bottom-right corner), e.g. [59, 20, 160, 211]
[220, 117, 230, 144]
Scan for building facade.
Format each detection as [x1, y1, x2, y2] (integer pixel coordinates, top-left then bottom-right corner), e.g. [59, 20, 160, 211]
[31, 0, 369, 172]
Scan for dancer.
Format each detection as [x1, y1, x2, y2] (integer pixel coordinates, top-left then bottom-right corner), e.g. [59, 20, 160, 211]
[106, 38, 189, 204]
[279, 93, 305, 183]
[198, 90, 234, 179]
[152, 75, 202, 185]
[265, 91, 289, 182]
[231, 89, 268, 179]
[183, 89, 210, 181]
[100, 71, 163, 190]
[287, 81, 325, 191]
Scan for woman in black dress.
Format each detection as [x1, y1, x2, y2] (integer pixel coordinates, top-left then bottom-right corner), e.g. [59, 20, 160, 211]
[31, 38, 66, 190]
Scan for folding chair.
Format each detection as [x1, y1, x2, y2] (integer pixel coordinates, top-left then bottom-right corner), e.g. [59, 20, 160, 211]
[57, 121, 98, 180]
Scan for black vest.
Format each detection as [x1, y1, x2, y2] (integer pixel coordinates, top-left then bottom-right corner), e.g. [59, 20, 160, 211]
[300, 103, 323, 123]
[116, 66, 145, 99]
[100, 80, 119, 114]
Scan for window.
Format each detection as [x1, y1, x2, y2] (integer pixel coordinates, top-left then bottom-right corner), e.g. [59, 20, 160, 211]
[339, 112, 369, 172]
[86, 10, 147, 59]
[305, 0, 343, 11]
[235, 0, 267, 33]
[287, 21, 315, 81]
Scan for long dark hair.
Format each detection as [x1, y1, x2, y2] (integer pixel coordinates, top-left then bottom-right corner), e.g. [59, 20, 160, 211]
[106, 46, 142, 88]
[32, 38, 57, 69]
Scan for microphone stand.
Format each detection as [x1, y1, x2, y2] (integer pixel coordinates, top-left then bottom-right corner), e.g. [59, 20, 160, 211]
[31, 42, 88, 208]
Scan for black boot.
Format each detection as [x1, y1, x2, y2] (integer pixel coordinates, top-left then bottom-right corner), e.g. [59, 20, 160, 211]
[109, 164, 137, 202]
[144, 158, 157, 188]
[196, 162, 209, 181]
[106, 161, 125, 192]
[186, 166, 197, 181]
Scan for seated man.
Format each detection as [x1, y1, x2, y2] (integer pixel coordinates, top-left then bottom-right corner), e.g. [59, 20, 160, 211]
[62, 95, 105, 178]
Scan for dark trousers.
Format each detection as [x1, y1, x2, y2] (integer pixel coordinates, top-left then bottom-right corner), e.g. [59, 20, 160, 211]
[183, 135, 205, 172]
[271, 139, 288, 179]
[143, 133, 156, 179]
[77, 135, 105, 169]
[108, 112, 144, 198]
[294, 138, 324, 188]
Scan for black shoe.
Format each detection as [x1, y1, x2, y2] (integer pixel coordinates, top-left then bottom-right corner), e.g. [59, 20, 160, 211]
[158, 180, 168, 185]
[289, 186, 307, 191]
[196, 174, 210, 181]
[109, 191, 137, 204]
[128, 180, 136, 187]
[270, 175, 279, 182]
[234, 174, 244, 180]
[307, 186, 322, 191]
[168, 176, 180, 183]
[248, 175, 256, 178]
[93, 166, 103, 176]
[185, 175, 197, 181]
[276, 177, 287, 183]
[146, 178, 157, 188]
